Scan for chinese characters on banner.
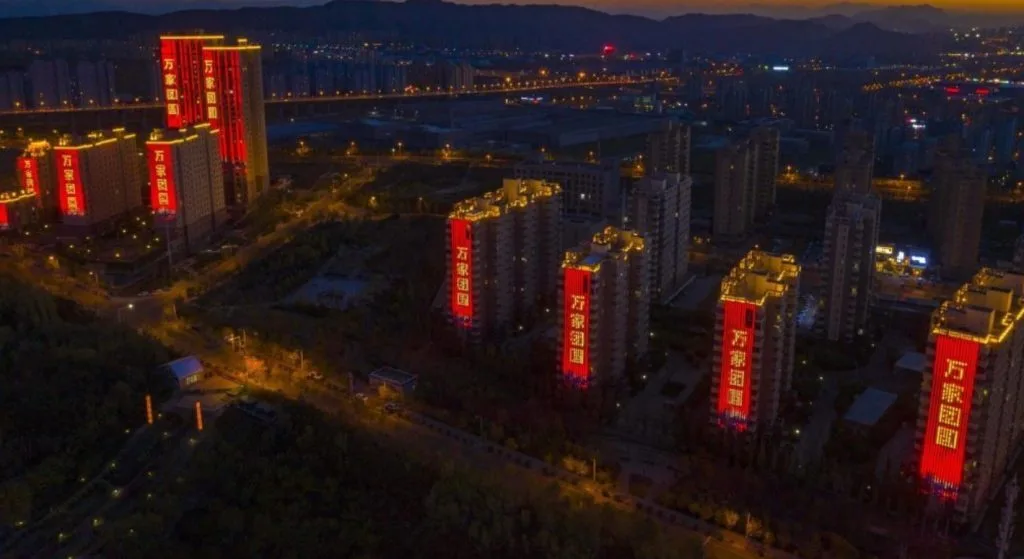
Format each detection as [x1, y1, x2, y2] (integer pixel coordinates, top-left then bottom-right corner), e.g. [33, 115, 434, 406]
[717, 301, 755, 426]
[561, 267, 591, 387]
[147, 145, 177, 219]
[17, 157, 39, 197]
[160, 41, 182, 129]
[920, 335, 979, 493]
[202, 51, 219, 130]
[0, 204, 9, 230]
[449, 219, 473, 323]
[54, 148, 85, 217]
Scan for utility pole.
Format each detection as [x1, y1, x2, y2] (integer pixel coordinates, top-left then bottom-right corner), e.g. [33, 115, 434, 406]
[998, 475, 1019, 559]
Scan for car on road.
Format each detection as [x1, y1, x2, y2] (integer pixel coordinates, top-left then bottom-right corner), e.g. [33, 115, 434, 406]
[383, 402, 401, 414]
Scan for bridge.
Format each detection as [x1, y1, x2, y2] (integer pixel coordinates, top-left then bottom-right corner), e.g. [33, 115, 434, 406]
[0, 76, 664, 135]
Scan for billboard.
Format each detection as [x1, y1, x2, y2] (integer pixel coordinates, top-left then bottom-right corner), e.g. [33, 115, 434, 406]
[54, 148, 85, 217]
[449, 218, 473, 324]
[920, 334, 980, 496]
[147, 144, 178, 219]
[716, 300, 756, 427]
[562, 267, 592, 387]
[17, 156, 39, 198]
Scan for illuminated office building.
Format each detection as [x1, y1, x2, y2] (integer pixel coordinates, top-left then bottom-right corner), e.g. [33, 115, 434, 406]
[917, 269, 1024, 523]
[53, 129, 143, 231]
[146, 123, 226, 253]
[447, 178, 561, 339]
[203, 39, 270, 209]
[159, 34, 224, 128]
[711, 250, 800, 430]
[559, 227, 649, 388]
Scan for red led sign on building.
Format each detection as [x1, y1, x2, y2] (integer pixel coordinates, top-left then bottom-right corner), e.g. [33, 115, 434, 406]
[716, 300, 756, 427]
[205, 49, 248, 165]
[54, 148, 85, 217]
[17, 156, 39, 197]
[562, 267, 592, 388]
[147, 144, 178, 219]
[449, 218, 474, 324]
[160, 38, 207, 129]
[202, 51, 220, 131]
[0, 204, 9, 230]
[920, 334, 979, 496]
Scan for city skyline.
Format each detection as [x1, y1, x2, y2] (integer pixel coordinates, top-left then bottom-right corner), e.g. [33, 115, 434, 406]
[1, 0, 1023, 19]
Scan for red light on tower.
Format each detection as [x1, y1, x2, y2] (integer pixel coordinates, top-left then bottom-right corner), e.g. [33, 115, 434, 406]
[53, 148, 86, 217]
[449, 218, 474, 325]
[602, 44, 615, 57]
[147, 144, 178, 220]
[562, 267, 592, 388]
[716, 300, 756, 428]
[920, 334, 979, 497]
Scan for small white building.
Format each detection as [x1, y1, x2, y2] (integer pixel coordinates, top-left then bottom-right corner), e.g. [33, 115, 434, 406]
[162, 356, 205, 390]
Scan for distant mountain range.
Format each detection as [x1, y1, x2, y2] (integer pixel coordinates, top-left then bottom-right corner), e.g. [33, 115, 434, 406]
[0, 0, 947, 59]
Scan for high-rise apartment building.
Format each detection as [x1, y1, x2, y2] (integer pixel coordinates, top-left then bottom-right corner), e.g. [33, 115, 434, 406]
[559, 227, 650, 388]
[146, 123, 227, 254]
[819, 190, 881, 342]
[17, 140, 56, 219]
[712, 250, 800, 430]
[75, 60, 116, 107]
[159, 34, 225, 128]
[929, 138, 986, 280]
[750, 126, 780, 221]
[834, 130, 875, 194]
[447, 179, 561, 339]
[514, 158, 621, 221]
[0, 71, 27, 110]
[713, 138, 754, 240]
[53, 129, 143, 231]
[917, 269, 1024, 523]
[204, 39, 270, 209]
[628, 173, 691, 303]
[646, 120, 691, 177]
[27, 59, 72, 109]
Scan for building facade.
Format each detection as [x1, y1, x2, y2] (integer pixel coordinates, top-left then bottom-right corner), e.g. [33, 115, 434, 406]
[917, 269, 1024, 523]
[53, 129, 143, 232]
[204, 39, 270, 210]
[159, 34, 225, 128]
[834, 129, 875, 194]
[713, 138, 754, 241]
[929, 138, 986, 280]
[712, 250, 800, 430]
[447, 178, 561, 340]
[627, 173, 691, 303]
[17, 140, 56, 219]
[146, 123, 227, 254]
[819, 190, 881, 342]
[559, 227, 650, 388]
[646, 119, 691, 177]
[750, 126, 780, 221]
[514, 158, 621, 221]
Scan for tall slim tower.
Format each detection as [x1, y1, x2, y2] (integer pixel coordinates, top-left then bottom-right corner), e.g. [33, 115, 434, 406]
[713, 138, 753, 241]
[929, 137, 986, 280]
[204, 39, 269, 210]
[559, 227, 649, 388]
[712, 250, 800, 430]
[750, 126, 780, 221]
[146, 123, 227, 253]
[917, 269, 1024, 523]
[159, 35, 224, 129]
[628, 173, 691, 303]
[819, 190, 880, 343]
[646, 120, 691, 177]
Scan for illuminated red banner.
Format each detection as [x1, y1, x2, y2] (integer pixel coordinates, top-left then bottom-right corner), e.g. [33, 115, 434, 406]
[449, 218, 473, 324]
[562, 267, 592, 387]
[161, 39, 184, 129]
[0, 204, 9, 230]
[161, 38, 209, 129]
[17, 156, 39, 197]
[147, 144, 178, 219]
[202, 50, 220, 131]
[716, 300, 756, 426]
[920, 334, 979, 495]
[54, 148, 86, 217]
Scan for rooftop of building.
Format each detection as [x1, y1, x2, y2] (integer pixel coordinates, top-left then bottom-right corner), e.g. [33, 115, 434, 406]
[369, 366, 418, 386]
[844, 387, 897, 427]
[448, 178, 560, 222]
[828, 189, 881, 215]
[147, 123, 217, 144]
[55, 127, 135, 149]
[563, 226, 645, 272]
[720, 249, 800, 306]
[0, 189, 37, 206]
[932, 268, 1024, 346]
[21, 140, 51, 157]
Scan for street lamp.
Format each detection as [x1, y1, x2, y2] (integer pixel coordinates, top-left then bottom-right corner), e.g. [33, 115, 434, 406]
[117, 303, 134, 324]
